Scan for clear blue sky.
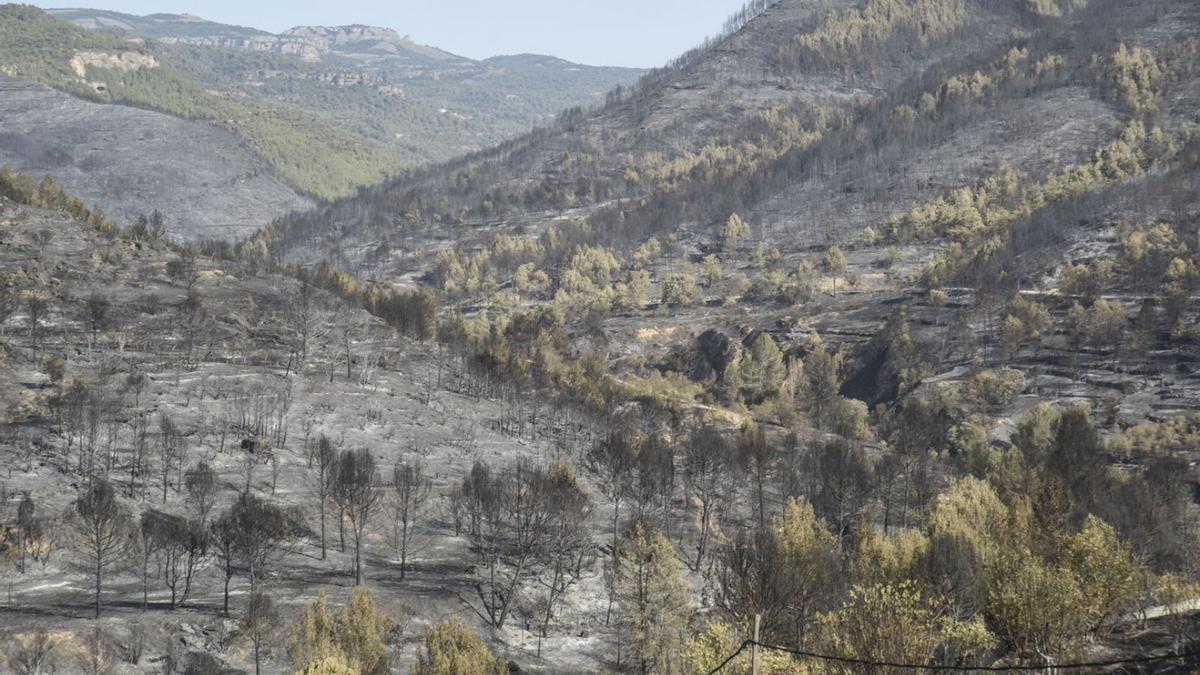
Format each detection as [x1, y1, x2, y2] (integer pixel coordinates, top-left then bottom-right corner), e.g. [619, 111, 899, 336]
[33, 0, 749, 68]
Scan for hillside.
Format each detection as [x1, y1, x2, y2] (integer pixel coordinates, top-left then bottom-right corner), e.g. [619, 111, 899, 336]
[247, 0, 1200, 665]
[258, 0, 1200, 422]
[0, 183, 609, 671]
[5, 0, 1200, 672]
[44, 7, 270, 40]
[1, 159, 1198, 673]
[0, 77, 312, 240]
[258, 0, 1047, 261]
[47, 8, 644, 162]
[0, 5, 640, 222]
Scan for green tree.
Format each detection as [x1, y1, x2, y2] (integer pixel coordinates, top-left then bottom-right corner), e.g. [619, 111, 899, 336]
[288, 591, 347, 672]
[619, 524, 692, 675]
[987, 548, 1087, 662]
[773, 498, 839, 646]
[701, 254, 723, 288]
[633, 238, 663, 268]
[661, 273, 701, 306]
[412, 618, 506, 675]
[823, 246, 848, 293]
[855, 527, 929, 587]
[999, 296, 1051, 359]
[288, 588, 393, 675]
[803, 335, 842, 427]
[829, 397, 872, 442]
[1063, 516, 1138, 634]
[817, 582, 994, 671]
[684, 621, 805, 674]
[1085, 299, 1127, 349]
[301, 656, 359, 675]
[723, 213, 751, 251]
[740, 333, 786, 404]
[926, 477, 1009, 617]
[1011, 403, 1060, 468]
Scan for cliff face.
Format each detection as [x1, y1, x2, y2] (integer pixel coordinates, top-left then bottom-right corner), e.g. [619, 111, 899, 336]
[156, 25, 466, 66]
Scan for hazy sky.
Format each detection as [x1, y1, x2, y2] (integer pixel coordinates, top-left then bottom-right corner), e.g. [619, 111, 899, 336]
[33, 0, 749, 68]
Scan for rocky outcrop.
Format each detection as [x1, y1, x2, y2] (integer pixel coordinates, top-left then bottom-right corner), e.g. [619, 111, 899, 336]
[158, 25, 467, 66]
[690, 330, 743, 382]
[69, 50, 159, 77]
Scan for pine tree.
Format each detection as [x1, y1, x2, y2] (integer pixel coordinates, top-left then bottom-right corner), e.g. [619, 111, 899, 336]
[619, 524, 692, 675]
[722, 213, 751, 251]
[741, 333, 786, 404]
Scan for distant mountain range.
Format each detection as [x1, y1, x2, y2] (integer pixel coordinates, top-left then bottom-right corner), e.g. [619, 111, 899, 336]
[49, 9, 476, 67]
[0, 5, 641, 236]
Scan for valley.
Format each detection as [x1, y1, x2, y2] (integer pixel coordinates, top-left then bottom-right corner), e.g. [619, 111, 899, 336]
[2, 0, 1200, 673]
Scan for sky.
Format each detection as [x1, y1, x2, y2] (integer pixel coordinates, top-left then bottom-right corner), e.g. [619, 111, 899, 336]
[32, 0, 749, 68]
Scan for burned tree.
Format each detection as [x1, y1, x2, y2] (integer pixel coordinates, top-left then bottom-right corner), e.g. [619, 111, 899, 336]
[212, 492, 294, 612]
[586, 431, 637, 566]
[241, 591, 280, 675]
[83, 292, 111, 348]
[535, 462, 595, 657]
[157, 413, 183, 503]
[16, 493, 37, 574]
[210, 510, 238, 616]
[184, 460, 217, 524]
[465, 460, 557, 629]
[141, 510, 209, 609]
[391, 460, 433, 580]
[684, 425, 733, 571]
[69, 475, 134, 618]
[308, 434, 338, 559]
[332, 448, 381, 585]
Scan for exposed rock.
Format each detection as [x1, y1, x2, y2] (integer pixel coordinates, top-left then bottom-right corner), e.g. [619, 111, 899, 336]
[69, 50, 158, 78]
[691, 329, 742, 382]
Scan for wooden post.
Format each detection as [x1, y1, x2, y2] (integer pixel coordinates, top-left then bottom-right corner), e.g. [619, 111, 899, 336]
[752, 614, 761, 675]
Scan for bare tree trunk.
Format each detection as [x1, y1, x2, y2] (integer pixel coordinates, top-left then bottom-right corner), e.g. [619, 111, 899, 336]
[320, 499, 327, 560]
[95, 558, 102, 619]
[223, 566, 232, 616]
[354, 533, 362, 586]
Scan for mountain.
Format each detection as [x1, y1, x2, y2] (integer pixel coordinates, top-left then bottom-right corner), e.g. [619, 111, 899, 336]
[41, 7, 270, 39]
[0, 5, 641, 235]
[47, 8, 643, 148]
[258, 0, 1200, 419]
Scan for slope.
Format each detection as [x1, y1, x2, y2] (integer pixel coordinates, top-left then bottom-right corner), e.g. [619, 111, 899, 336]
[253, 0, 1200, 435]
[0, 77, 312, 240]
[257, 0, 1040, 264]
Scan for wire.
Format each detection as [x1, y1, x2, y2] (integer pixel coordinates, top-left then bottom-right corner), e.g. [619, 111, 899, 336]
[706, 639, 1200, 673]
[707, 640, 752, 675]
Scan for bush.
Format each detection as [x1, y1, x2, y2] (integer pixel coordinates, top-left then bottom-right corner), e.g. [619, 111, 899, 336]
[412, 619, 506, 675]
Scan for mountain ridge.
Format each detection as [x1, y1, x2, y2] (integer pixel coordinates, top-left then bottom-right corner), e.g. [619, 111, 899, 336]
[45, 7, 634, 69]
